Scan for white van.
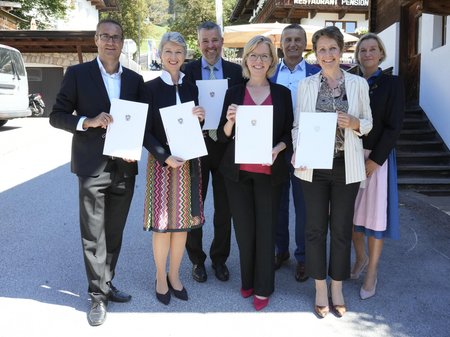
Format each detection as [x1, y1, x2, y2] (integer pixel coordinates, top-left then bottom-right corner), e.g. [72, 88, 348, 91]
[0, 44, 30, 127]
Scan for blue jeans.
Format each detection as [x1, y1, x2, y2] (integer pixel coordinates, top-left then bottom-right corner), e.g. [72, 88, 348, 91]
[275, 151, 306, 263]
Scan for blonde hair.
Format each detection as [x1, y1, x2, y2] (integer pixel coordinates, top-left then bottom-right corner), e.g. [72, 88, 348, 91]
[241, 35, 278, 79]
[354, 33, 387, 65]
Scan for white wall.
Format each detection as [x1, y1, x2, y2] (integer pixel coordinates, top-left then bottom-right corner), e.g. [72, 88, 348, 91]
[301, 12, 368, 30]
[378, 23, 400, 75]
[419, 14, 450, 148]
[56, 0, 98, 30]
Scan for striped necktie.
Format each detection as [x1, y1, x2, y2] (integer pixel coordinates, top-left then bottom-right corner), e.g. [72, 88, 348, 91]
[208, 65, 218, 141]
[208, 65, 216, 80]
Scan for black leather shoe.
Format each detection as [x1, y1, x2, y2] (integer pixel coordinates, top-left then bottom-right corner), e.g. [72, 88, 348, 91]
[192, 264, 207, 282]
[274, 251, 290, 270]
[87, 301, 107, 326]
[295, 262, 309, 282]
[155, 281, 171, 305]
[107, 282, 132, 303]
[212, 263, 230, 281]
[167, 275, 188, 301]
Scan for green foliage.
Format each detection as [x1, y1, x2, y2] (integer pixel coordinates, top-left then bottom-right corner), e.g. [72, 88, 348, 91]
[148, 0, 170, 26]
[102, 0, 171, 49]
[101, 0, 149, 44]
[141, 23, 167, 53]
[11, 0, 68, 28]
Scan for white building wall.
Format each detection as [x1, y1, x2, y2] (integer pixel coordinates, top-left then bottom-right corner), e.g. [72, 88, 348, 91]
[300, 12, 368, 30]
[419, 14, 450, 148]
[378, 23, 400, 75]
[56, 0, 98, 30]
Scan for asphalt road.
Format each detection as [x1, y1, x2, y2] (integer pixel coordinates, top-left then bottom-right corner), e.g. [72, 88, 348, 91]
[1, 117, 449, 337]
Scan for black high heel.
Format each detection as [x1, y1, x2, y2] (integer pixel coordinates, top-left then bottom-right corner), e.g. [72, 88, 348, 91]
[155, 280, 170, 305]
[167, 275, 188, 301]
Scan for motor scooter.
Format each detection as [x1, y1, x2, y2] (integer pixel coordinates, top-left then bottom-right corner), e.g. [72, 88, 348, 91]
[28, 93, 45, 117]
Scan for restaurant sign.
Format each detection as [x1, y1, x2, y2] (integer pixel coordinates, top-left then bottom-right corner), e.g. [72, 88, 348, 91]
[294, 0, 369, 6]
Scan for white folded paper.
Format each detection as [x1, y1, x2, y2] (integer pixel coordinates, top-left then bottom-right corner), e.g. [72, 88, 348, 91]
[196, 79, 228, 130]
[103, 98, 149, 161]
[235, 105, 273, 164]
[294, 112, 337, 169]
[159, 101, 208, 160]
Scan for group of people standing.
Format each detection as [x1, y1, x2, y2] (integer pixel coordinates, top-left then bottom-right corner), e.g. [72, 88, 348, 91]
[50, 18, 404, 326]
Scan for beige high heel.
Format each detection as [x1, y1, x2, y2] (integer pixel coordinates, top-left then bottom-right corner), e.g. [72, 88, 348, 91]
[314, 280, 329, 319]
[360, 278, 378, 300]
[350, 256, 369, 279]
[330, 280, 346, 318]
[314, 304, 330, 318]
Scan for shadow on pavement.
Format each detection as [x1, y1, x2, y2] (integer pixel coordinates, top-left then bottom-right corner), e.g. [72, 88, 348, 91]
[1, 159, 450, 336]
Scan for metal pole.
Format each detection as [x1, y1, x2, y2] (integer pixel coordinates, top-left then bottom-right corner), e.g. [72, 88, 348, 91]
[215, 0, 223, 31]
[137, 13, 141, 66]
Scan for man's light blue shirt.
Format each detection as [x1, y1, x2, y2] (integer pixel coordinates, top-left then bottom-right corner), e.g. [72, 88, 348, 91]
[276, 59, 307, 108]
[201, 57, 224, 80]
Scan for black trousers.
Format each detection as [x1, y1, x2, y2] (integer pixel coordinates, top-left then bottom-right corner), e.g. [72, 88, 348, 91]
[186, 136, 232, 266]
[300, 158, 360, 281]
[225, 171, 283, 297]
[78, 164, 135, 302]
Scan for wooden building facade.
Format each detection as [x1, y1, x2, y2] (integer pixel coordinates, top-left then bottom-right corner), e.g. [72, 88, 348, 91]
[369, 0, 450, 147]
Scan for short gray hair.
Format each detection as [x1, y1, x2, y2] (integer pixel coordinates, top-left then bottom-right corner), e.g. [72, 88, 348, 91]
[159, 32, 187, 57]
[197, 21, 222, 38]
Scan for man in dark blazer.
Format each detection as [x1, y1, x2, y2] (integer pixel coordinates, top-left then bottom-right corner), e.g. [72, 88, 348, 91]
[49, 19, 146, 326]
[183, 21, 244, 283]
[269, 23, 320, 283]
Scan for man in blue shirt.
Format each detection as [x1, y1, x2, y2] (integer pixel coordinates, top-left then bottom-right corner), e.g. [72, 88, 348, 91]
[270, 23, 320, 282]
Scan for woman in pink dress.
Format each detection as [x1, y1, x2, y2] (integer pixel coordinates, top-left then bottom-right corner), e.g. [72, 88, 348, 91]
[351, 33, 405, 300]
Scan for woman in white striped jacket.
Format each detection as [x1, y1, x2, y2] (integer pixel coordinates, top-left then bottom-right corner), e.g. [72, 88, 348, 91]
[292, 26, 372, 318]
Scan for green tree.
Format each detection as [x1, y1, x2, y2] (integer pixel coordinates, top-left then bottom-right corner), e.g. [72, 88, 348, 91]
[102, 0, 151, 44]
[148, 0, 170, 26]
[103, 0, 172, 45]
[11, 0, 68, 28]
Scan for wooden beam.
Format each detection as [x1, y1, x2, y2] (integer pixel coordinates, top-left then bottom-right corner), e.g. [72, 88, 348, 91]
[422, 0, 450, 15]
[77, 45, 83, 64]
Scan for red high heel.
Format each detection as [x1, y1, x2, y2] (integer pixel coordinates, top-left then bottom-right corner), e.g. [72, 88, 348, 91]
[240, 288, 254, 298]
[253, 296, 269, 311]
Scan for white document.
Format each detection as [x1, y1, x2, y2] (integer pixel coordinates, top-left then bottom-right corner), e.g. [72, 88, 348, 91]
[235, 105, 273, 164]
[103, 98, 149, 161]
[294, 112, 337, 169]
[196, 79, 228, 130]
[159, 101, 208, 161]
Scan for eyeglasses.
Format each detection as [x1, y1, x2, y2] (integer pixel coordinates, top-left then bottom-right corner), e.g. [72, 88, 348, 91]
[247, 53, 272, 62]
[97, 34, 123, 43]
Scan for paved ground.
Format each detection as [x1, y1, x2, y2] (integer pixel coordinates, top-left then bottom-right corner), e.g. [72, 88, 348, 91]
[1, 118, 449, 337]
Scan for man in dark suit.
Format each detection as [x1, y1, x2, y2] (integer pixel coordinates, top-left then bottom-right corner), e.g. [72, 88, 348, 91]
[183, 21, 244, 283]
[50, 19, 145, 326]
[270, 23, 320, 282]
